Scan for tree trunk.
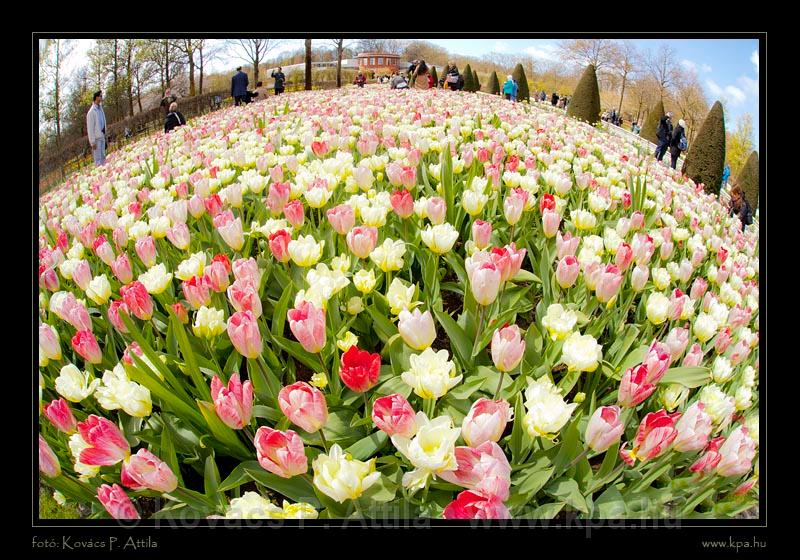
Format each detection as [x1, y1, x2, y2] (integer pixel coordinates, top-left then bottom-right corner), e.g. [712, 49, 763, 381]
[617, 73, 627, 116]
[305, 39, 312, 90]
[199, 47, 204, 95]
[126, 43, 134, 116]
[336, 43, 343, 88]
[189, 56, 196, 97]
[54, 41, 61, 146]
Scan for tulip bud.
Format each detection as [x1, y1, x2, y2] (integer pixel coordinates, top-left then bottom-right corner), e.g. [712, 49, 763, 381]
[585, 406, 624, 452]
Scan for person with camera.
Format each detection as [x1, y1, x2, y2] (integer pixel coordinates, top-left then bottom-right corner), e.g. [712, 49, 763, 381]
[655, 111, 673, 162]
[669, 118, 687, 170]
[727, 184, 753, 231]
[271, 67, 286, 95]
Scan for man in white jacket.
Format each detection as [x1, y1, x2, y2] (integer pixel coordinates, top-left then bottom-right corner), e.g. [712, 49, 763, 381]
[86, 91, 107, 166]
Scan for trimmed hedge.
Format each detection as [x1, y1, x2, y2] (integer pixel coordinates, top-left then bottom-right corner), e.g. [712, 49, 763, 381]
[566, 64, 601, 124]
[640, 99, 665, 145]
[682, 101, 726, 196]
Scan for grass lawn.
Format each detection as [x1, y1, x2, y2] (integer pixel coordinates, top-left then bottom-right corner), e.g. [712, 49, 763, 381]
[39, 484, 82, 519]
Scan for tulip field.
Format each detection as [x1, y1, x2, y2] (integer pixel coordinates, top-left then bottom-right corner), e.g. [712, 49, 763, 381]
[38, 87, 759, 521]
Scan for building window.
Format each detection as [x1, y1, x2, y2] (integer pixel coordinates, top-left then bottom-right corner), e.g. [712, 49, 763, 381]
[378, 57, 384, 65]
[370, 57, 375, 65]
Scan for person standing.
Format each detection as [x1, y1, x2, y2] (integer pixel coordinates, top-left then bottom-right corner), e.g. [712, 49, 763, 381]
[669, 118, 687, 169]
[231, 67, 249, 106]
[164, 102, 186, 133]
[86, 90, 107, 166]
[655, 111, 673, 162]
[412, 60, 430, 90]
[271, 67, 286, 95]
[502, 75, 515, 101]
[721, 163, 731, 190]
[551, 92, 559, 106]
[540, 90, 546, 102]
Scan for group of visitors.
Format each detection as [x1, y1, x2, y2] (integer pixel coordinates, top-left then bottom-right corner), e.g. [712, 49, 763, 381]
[654, 111, 688, 170]
[602, 109, 624, 127]
[231, 67, 286, 106]
[502, 75, 519, 101]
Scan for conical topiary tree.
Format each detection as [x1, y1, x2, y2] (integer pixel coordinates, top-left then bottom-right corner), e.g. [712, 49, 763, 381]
[640, 100, 665, 145]
[512, 63, 529, 102]
[472, 69, 481, 92]
[463, 64, 474, 92]
[488, 71, 500, 95]
[736, 150, 759, 209]
[566, 64, 601, 124]
[682, 101, 726, 195]
[429, 65, 438, 88]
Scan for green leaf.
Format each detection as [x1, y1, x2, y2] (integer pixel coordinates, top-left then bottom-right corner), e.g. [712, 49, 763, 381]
[448, 375, 486, 400]
[271, 335, 322, 372]
[164, 487, 215, 514]
[471, 306, 518, 358]
[125, 360, 206, 429]
[366, 304, 398, 343]
[223, 350, 242, 377]
[217, 462, 252, 493]
[524, 501, 565, 519]
[551, 413, 583, 475]
[356, 473, 396, 504]
[511, 269, 541, 283]
[345, 431, 388, 461]
[244, 465, 321, 508]
[659, 366, 711, 388]
[252, 405, 282, 423]
[432, 306, 472, 369]
[510, 392, 531, 464]
[160, 417, 184, 487]
[617, 344, 650, 374]
[544, 477, 588, 514]
[272, 281, 295, 337]
[204, 454, 224, 508]
[592, 486, 627, 518]
[515, 463, 555, 497]
[168, 310, 212, 402]
[440, 145, 455, 224]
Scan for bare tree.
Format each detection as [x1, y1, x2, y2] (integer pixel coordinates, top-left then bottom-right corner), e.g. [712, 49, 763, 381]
[671, 71, 709, 143]
[198, 40, 225, 95]
[176, 39, 205, 96]
[560, 39, 618, 72]
[646, 44, 680, 101]
[39, 38, 74, 146]
[356, 39, 405, 55]
[330, 39, 355, 88]
[610, 40, 640, 115]
[228, 39, 282, 85]
[305, 39, 312, 90]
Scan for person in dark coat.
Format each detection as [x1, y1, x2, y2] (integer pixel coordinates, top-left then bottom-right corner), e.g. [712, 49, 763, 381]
[654, 111, 673, 161]
[164, 102, 186, 133]
[354, 72, 367, 87]
[271, 67, 286, 95]
[160, 88, 177, 115]
[728, 184, 753, 231]
[669, 118, 687, 169]
[551, 92, 559, 106]
[231, 67, 249, 106]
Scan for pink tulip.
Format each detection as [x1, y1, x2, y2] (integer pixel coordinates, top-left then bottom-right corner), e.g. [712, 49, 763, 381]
[468, 260, 501, 306]
[390, 189, 414, 219]
[269, 166, 284, 183]
[134, 236, 157, 268]
[690, 277, 708, 301]
[227, 311, 263, 359]
[267, 181, 291, 215]
[615, 243, 633, 271]
[227, 279, 262, 318]
[77, 415, 131, 466]
[182, 276, 212, 309]
[39, 266, 59, 291]
[618, 364, 657, 408]
[93, 237, 116, 267]
[121, 448, 178, 493]
[287, 301, 326, 353]
[232, 257, 261, 286]
[72, 330, 102, 364]
[326, 204, 355, 235]
[119, 281, 153, 321]
[97, 484, 140, 520]
[556, 231, 579, 259]
[397, 308, 436, 350]
[690, 436, 725, 474]
[631, 233, 655, 266]
[683, 343, 704, 367]
[210, 373, 254, 430]
[311, 140, 329, 158]
[172, 302, 189, 324]
[43, 398, 77, 433]
[78, 221, 97, 248]
[39, 435, 61, 478]
[284, 199, 305, 228]
[716, 427, 756, 477]
[267, 229, 292, 263]
[214, 211, 244, 251]
[631, 409, 680, 463]
[371, 393, 417, 438]
[729, 340, 752, 366]
[443, 490, 510, 519]
[112, 253, 133, 284]
[254, 426, 308, 478]
[556, 255, 580, 289]
[386, 162, 405, 187]
[542, 209, 561, 238]
[188, 194, 206, 218]
[166, 223, 191, 250]
[203, 260, 230, 293]
[584, 261, 603, 291]
[490, 243, 526, 283]
[461, 398, 512, 448]
[673, 402, 713, 453]
[346, 226, 378, 259]
[727, 305, 752, 329]
[440, 441, 512, 500]
[39, 323, 62, 360]
[664, 327, 689, 364]
[427, 197, 447, 225]
[472, 220, 492, 250]
[278, 382, 328, 433]
[503, 190, 525, 226]
[204, 194, 223, 217]
[491, 325, 525, 372]
[585, 405, 624, 452]
[714, 327, 733, 355]
[72, 260, 92, 291]
[643, 341, 671, 384]
[595, 264, 624, 303]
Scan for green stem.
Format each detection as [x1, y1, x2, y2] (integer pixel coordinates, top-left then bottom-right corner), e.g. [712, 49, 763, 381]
[318, 429, 330, 454]
[362, 392, 370, 417]
[474, 304, 486, 346]
[493, 370, 505, 400]
[353, 499, 366, 519]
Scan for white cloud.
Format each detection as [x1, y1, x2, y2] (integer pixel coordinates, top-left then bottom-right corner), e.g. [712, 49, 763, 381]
[681, 59, 712, 74]
[493, 41, 510, 53]
[707, 79, 746, 106]
[738, 75, 759, 98]
[750, 50, 759, 73]
[523, 44, 560, 62]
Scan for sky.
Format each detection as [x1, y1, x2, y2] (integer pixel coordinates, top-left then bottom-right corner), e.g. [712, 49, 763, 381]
[57, 37, 761, 148]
